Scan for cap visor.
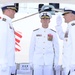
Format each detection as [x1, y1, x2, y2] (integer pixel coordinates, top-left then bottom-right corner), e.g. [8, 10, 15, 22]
[41, 16, 50, 19]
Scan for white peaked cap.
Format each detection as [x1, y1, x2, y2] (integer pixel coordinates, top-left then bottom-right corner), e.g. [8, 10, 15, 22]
[39, 11, 52, 19]
[62, 7, 75, 15]
[1, 3, 19, 12]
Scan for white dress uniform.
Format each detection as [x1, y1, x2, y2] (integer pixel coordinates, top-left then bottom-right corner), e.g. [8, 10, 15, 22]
[5, 15, 16, 75]
[56, 25, 70, 75]
[66, 20, 75, 75]
[56, 21, 75, 75]
[29, 27, 59, 75]
[0, 14, 15, 75]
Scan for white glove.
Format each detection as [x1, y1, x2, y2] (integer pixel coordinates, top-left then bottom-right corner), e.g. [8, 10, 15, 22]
[56, 15, 62, 25]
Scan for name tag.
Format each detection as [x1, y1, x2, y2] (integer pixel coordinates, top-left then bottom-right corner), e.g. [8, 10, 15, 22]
[36, 34, 42, 36]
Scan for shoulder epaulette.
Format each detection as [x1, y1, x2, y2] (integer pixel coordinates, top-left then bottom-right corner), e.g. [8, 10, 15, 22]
[50, 29, 56, 32]
[2, 18, 6, 22]
[0, 17, 6, 22]
[71, 23, 75, 26]
[33, 28, 39, 31]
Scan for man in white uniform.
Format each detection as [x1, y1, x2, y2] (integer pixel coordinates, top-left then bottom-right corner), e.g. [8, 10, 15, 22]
[0, 3, 19, 75]
[29, 10, 59, 75]
[56, 8, 75, 75]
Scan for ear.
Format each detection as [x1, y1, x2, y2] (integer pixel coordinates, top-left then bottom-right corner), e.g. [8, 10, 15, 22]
[48, 19, 50, 23]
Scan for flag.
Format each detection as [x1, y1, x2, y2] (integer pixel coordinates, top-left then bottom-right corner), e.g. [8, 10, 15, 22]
[14, 31, 22, 52]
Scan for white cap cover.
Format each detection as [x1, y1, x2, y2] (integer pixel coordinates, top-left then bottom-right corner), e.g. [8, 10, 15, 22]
[39, 11, 52, 19]
[1, 3, 19, 12]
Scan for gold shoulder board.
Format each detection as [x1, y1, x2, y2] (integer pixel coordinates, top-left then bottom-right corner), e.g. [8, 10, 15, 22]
[50, 29, 56, 32]
[33, 28, 39, 31]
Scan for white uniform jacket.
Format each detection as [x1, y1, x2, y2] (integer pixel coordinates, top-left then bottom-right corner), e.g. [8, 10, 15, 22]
[0, 15, 15, 67]
[55, 25, 70, 67]
[67, 21, 75, 66]
[29, 27, 59, 66]
[56, 21, 75, 68]
[5, 15, 15, 67]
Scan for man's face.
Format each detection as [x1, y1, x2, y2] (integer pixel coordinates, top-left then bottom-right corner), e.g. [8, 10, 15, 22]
[41, 18, 50, 28]
[63, 12, 71, 23]
[8, 8, 16, 19]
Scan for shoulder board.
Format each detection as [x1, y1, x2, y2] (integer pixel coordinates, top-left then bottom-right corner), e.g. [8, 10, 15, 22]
[0, 17, 6, 22]
[50, 29, 56, 32]
[71, 23, 75, 26]
[2, 18, 6, 22]
[33, 28, 39, 31]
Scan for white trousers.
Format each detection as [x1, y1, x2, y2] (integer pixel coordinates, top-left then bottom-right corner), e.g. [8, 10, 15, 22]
[55, 66, 61, 75]
[0, 65, 10, 75]
[62, 68, 70, 75]
[10, 66, 16, 74]
[33, 65, 54, 75]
